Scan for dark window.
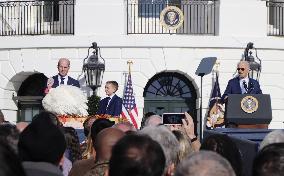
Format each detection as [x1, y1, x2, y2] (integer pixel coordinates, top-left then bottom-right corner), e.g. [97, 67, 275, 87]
[143, 72, 197, 134]
[138, 0, 181, 18]
[43, 0, 59, 22]
[144, 72, 195, 98]
[267, 1, 284, 36]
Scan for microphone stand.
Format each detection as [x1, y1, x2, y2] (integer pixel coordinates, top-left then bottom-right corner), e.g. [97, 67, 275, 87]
[199, 73, 205, 141]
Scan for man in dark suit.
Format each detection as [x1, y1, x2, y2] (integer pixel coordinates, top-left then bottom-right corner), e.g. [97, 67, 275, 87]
[221, 61, 262, 102]
[97, 81, 122, 117]
[51, 58, 80, 88]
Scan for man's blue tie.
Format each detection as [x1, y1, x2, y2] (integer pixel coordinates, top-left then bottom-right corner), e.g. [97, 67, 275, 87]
[60, 77, 65, 85]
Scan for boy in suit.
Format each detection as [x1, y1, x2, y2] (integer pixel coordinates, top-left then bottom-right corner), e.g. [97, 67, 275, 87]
[97, 81, 122, 117]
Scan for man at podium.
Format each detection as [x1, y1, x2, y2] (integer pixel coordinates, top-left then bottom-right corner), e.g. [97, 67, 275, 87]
[220, 61, 271, 128]
[221, 61, 262, 103]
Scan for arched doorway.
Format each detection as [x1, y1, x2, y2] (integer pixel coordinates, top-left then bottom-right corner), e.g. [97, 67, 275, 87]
[143, 72, 197, 131]
[15, 73, 47, 122]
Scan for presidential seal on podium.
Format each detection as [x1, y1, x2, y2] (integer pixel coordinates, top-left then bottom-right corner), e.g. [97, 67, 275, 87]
[160, 6, 184, 30]
[241, 95, 259, 114]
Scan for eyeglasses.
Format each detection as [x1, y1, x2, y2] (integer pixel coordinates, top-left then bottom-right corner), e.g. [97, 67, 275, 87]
[237, 68, 245, 71]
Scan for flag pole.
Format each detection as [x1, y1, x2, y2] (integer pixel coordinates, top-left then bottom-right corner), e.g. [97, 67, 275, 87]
[122, 60, 138, 129]
[212, 61, 220, 129]
[126, 60, 133, 114]
[214, 61, 220, 92]
[213, 61, 220, 77]
[127, 60, 133, 74]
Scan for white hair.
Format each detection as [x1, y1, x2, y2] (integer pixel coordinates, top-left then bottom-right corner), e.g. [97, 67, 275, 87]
[259, 130, 284, 150]
[144, 115, 162, 127]
[139, 125, 179, 168]
[175, 151, 236, 176]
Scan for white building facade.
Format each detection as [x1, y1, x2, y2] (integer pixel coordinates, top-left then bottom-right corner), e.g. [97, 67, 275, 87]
[0, 0, 283, 131]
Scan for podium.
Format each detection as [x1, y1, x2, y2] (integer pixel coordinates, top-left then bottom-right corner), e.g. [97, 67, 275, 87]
[225, 94, 272, 126]
[206, 94, 273, 176]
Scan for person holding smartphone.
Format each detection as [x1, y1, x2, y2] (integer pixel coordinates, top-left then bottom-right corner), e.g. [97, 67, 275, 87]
[163, 112, 201, 152]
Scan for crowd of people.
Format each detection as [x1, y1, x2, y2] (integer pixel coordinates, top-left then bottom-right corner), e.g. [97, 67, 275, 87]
[0, 109, 284, 176]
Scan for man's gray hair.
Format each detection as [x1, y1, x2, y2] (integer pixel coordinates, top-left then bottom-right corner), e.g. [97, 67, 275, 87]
[238, 60, 250, 69]
[259, 130, 284, 150]
[58, 58, 70, 67]
[144, 115, 162, 127]
[175, 151, 236, 176]
[139, 125, 179, 167]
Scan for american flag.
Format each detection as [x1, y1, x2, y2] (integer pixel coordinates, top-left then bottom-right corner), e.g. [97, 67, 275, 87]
[121, 73, 138, 129]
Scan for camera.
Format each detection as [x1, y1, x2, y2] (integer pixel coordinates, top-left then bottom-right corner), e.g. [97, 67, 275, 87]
[162, 113, 185, 124]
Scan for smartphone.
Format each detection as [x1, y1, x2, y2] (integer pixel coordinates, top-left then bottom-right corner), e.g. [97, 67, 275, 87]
[162, 113, 185, 124]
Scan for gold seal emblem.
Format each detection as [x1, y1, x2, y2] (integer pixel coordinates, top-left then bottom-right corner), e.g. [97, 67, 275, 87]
[241, 96, 259, 114]
[206, 103, 225, 129]
[160, 6, 184, 30]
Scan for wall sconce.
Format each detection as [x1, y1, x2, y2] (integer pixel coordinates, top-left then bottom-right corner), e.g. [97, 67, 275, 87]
[244, 42, 262, 81]
[83, 42, 105, 92]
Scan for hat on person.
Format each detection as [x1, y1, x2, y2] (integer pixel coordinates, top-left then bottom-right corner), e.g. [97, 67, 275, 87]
[18, 114, 66, 165]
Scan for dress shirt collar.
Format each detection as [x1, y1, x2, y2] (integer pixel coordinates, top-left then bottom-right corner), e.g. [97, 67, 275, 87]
[58, 74, 68, 85]
[108, 93, 115, 100]
[239, 76, 249, 83]
[58, 74, 67, 79]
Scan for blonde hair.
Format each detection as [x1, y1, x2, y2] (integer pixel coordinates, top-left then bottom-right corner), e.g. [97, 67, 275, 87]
[172, 130, 194, 164]
[106, 81, 119, 91]
[82, 133, 94, 159]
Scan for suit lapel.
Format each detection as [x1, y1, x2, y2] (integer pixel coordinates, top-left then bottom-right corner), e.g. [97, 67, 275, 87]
[52, 75, 59, 88]
[67, 76, 71, 85]
[107, 95, 117, 110]
[247, 78, 254, 93]
[235, 78, 242, 94]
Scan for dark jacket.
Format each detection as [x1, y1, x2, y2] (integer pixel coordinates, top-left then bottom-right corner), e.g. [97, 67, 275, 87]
[52, 75, 80, 88]
[97, 94, 123, 116]
[221, 77, 262, 102]
[22, 161, 63, 176]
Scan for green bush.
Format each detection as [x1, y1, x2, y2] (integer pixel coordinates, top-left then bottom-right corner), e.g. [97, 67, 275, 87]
[87, 94, 101, 115]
